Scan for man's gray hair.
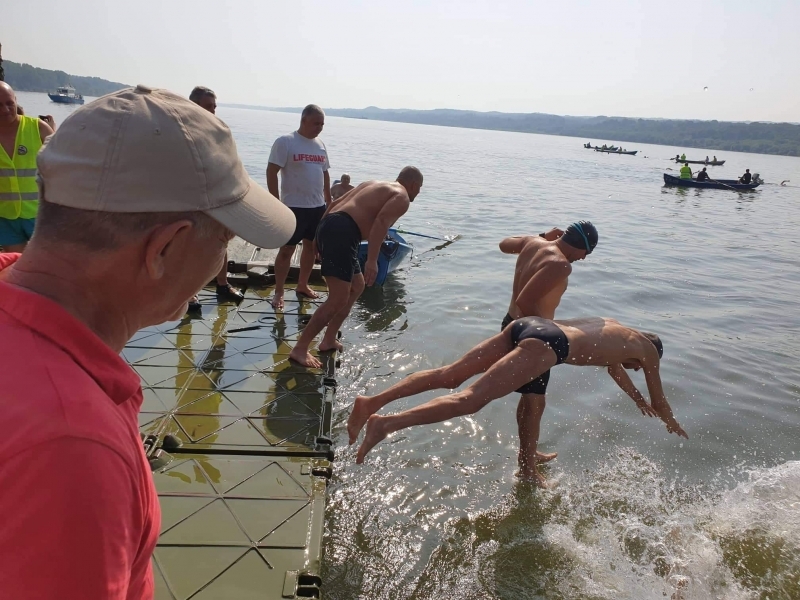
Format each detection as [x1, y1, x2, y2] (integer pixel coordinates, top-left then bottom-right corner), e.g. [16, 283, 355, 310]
[189, 86, 216, 104]
[301, 104, 324, 120]
[34, 199, 225, 252]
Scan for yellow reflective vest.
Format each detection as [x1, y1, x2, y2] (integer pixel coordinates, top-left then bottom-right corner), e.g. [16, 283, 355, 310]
[680, 165, 693, 179]
[0, 115, 43, 220]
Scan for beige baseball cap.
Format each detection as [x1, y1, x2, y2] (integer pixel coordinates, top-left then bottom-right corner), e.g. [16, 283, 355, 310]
[37, 85, 295, 248]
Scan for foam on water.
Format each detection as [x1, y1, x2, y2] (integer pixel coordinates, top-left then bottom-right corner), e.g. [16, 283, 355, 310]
[443, 451, 799, 599]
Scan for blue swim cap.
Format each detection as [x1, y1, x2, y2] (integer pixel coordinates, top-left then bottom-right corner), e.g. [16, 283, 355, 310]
[562, 220, 599, 254]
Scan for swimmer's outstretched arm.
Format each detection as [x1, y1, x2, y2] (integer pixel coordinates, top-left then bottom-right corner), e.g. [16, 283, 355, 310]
[642, 364, 688, 438]
[607, 364, 658, 417]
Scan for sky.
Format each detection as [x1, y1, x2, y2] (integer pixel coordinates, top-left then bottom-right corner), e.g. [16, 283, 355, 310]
[5, 0, 799, 122]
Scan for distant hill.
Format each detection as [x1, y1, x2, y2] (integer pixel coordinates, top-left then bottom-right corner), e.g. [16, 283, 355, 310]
[265, 106, 800, 157]
[4, 60, 128, 98]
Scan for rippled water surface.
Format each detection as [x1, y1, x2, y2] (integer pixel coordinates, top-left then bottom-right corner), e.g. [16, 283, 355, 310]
[22, 92, 800, 598]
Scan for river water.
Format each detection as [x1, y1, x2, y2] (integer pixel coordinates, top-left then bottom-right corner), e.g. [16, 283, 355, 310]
[20, 91, 800, 599]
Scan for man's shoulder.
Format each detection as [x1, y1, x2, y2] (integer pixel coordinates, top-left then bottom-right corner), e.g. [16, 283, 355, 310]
[0, 321, 137, 460]
[274, 131, 296, 144]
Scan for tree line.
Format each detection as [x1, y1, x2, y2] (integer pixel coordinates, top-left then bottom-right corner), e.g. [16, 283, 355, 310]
[310, 107, 800, 158]
[3, 61, 128, 98]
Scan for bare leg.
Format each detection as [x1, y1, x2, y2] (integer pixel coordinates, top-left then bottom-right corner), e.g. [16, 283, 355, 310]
[516, 393, 553, 487]
[3, 242, 27, 253]
[319, 273, 364, 353]
[295, 241, 320, 299]
[357, 340, 557, 463]
[348, 329, 513, 444]
[289, 276, 352, 368]
[272, 245, 296, 309]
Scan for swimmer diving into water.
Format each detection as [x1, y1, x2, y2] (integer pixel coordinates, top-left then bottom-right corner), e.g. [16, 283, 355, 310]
[349, 316, 687, 487]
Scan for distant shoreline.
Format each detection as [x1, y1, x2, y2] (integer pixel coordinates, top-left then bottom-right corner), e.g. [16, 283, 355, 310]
[225, 105, 800, 158]
[5, 58, 797, 157]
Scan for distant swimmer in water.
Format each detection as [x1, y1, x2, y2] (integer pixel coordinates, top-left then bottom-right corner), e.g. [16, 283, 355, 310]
[780, 180, 790, 186]
[351, 316, 687, 486]
[489, 221, 598, 473]
[330, 173, 354, 200]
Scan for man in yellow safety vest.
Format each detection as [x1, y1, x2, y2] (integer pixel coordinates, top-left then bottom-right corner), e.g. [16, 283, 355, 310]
[680, 162, 693, 179]
[0, 82, 55, 252]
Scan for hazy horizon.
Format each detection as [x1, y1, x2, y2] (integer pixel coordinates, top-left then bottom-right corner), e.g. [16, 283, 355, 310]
[5, 0, 799, 123]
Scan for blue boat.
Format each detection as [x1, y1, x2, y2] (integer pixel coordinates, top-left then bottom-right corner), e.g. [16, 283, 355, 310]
[48, 85, 85, 105]
[663, 173, 761, 190]
[357, 228, 413, 286]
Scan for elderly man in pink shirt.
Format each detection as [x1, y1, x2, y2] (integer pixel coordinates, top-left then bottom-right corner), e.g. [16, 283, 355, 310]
[0, 86, 294, 599]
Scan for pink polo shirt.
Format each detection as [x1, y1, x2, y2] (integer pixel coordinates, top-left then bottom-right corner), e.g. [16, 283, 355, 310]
[0, 254, 160, 599]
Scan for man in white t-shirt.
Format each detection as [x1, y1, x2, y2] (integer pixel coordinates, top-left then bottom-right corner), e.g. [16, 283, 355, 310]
[266, 105, 331, 309]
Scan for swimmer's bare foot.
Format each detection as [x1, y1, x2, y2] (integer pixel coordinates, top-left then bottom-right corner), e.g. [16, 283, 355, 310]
[271, 291, 284, 310]
[295, 286, 320, 300]
[289, 346, 322, 368]
[516, 467, 548, 488]
[535, 451, 558, 463]
[356, 415, 390, 463]
[348, 395, 376, 445]
[319, 339, 344, 353]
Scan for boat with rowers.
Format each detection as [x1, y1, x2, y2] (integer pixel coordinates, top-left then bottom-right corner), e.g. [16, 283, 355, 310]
[584, 143, 617, 150]
[596, 148, 638, 155]
[663, 173, 760, 190]
[672, 156, 725, 166]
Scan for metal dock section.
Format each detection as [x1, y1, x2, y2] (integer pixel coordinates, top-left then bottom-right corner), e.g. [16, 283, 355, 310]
[125, 274, 334, 599]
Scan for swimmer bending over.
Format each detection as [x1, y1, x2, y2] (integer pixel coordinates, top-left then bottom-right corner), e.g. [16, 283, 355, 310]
[350, 316, 688, 486]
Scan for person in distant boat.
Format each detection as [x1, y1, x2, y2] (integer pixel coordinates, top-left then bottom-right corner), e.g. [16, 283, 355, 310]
[696, 167, 710, 182]
[602, 144, 607, 149]
[350, 316, 688, 486]
[186, 86, 244, 312]
[739, 169, 752, 184]
[713, 156, 717, 162]
[680, 153, 686, 160]
[289, 167, 423, 368]
[705, 156, 709, 163]
[675, 154, 680, 161]
[267, 104, 331, 309]
[331, 173, 354, 200]
[0, 82, 55, 253]
[680, 162, 693, 179]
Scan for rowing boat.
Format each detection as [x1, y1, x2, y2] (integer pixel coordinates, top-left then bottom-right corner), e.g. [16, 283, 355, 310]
[595, 148, 638, 155]
[584, 144, 618, 150]
[357, 228, 413, 286]
[672, 158, 726, 166]
[663, 173, 760, 190]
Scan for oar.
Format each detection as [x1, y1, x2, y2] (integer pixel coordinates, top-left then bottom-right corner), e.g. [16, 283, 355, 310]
[394, 229, 455, 242]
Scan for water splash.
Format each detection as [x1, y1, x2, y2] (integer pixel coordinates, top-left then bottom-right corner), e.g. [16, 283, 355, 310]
[324, 450, 800, 599]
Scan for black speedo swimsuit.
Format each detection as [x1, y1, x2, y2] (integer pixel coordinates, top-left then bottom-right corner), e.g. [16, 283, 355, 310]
[316, 211, 363, 282]
[502, 316, 570, 395]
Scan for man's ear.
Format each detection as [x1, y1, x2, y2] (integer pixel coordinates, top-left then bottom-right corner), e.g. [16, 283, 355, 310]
[143, 220, 194, 280]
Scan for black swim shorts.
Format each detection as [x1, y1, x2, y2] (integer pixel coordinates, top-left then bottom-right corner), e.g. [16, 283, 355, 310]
[316, 211, 363, 282]
[502, 315, 570, 395]
[286, 205, 326, 246]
